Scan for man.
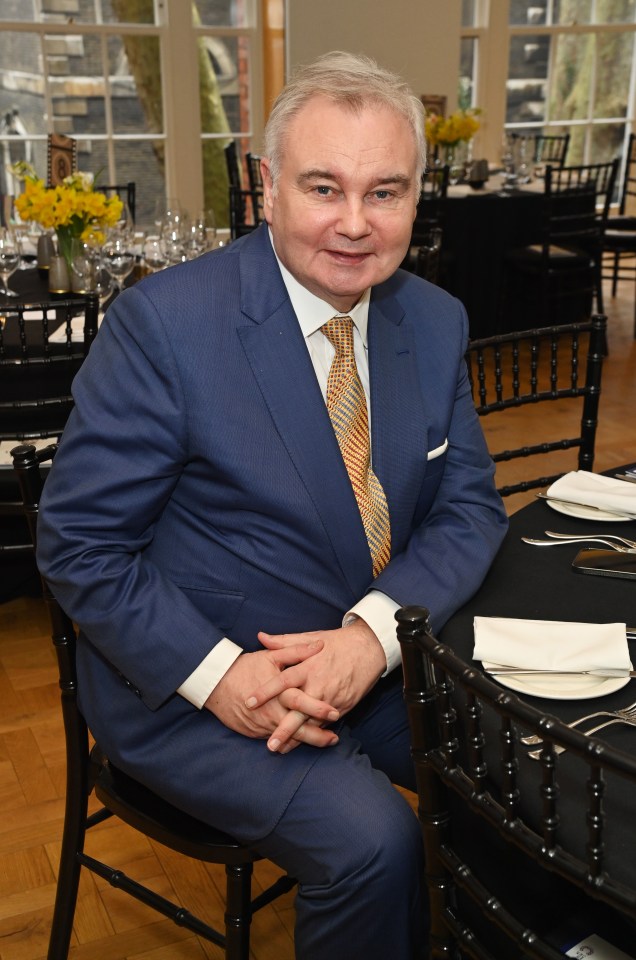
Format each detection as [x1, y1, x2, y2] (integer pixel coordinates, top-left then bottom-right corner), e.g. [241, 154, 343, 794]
[37, 51, 508, 960]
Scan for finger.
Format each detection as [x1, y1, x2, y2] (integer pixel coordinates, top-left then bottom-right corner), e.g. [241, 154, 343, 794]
[245, 670, 338, 719]
[279, 688, 339, 723]
[258, 630, 321, 649]
[267, 710, 339, 753]
[266, 640, 324, 670]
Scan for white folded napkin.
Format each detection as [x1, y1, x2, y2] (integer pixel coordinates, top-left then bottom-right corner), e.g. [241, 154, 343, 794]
[548, 470, 636, 518]
[48, 312, 103, 343]
[473, 616, 631, 672]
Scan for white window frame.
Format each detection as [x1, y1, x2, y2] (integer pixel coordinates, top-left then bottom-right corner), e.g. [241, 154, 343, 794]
[0, 0, 263, 222]
[463, 1, 636, 166]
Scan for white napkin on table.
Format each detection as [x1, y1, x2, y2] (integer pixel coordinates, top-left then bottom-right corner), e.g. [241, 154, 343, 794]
[473, 616, 631, 672]
[547, 471, 636, 518]
[47, 312, 104, 343]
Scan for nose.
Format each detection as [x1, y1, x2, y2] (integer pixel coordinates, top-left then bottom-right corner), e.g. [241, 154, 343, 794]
[335, 197, 372, 240]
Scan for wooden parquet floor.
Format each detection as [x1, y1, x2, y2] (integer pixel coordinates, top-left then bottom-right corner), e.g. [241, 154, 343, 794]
[0, 281, 634, 960]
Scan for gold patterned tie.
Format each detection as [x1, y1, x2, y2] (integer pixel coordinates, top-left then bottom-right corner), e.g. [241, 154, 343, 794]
[322, 316, 391, 577]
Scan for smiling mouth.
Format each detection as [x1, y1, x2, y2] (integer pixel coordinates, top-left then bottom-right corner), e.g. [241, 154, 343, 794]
[326, 249, 373, 262]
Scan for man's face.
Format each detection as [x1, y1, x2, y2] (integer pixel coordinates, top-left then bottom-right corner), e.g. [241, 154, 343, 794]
[261, 96, 419, 312]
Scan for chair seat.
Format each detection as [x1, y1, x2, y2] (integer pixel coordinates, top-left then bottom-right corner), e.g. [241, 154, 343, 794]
[604, 227, 636, 249]
[606, 213, 636, 231]
[93, 747, 259, 866]
[507, 243, 591, 267]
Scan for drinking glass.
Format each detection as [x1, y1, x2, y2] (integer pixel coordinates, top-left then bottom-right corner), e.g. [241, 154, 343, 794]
[192, 208, 217, 251]
[70, 238, 101, 294]
[142, 235, 169, 272]
[91, 267, 115, 309]
[0, 229, 20, 297]
[102, 235, 136, 291]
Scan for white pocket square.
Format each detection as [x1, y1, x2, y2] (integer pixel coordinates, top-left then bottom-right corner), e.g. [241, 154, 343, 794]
[427, 439, 449, 460]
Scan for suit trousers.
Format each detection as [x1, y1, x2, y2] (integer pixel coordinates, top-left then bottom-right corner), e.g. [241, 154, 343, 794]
[247, 671, 427, 960]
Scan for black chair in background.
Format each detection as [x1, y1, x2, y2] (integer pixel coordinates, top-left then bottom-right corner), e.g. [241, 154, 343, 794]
[402, 164, 449, 284]
[503, 159, 618, 327]
[465, 316, 606, 497]
[512, 131, 570, 169]
[101, 181, 136, 223]
[224, 139, 242, 190]
[397, 605, 636, 960]
[228, 184, 263, 240]
[0, 296, 98, 593]
[245, 151, 263, 192]
[603, 133, 636, 336]
[11, 441, 296, 960]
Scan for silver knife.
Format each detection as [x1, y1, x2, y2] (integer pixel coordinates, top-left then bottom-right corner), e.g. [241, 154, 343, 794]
[536, 492, 636, 519]
[486, 667, 636, 678]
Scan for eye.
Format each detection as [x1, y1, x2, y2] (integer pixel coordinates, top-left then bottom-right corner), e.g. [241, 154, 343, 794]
[315, 185, 333, 196]
[373, 190, 391, 200]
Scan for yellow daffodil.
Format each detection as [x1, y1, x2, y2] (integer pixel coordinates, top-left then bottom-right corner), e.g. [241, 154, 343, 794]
[9, 161, 123, 263]
[425, 108, 481, 147]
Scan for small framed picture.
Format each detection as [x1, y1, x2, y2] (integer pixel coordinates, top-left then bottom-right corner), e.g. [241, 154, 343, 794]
[47, 133, 77, 186]
[420, 94, 447, 118]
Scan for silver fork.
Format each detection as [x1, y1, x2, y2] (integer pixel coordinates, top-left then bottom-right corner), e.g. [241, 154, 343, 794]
[545, 530, 636, 550]
[521, 700, 636, 746]
[521, 536, 634, 552]
[527, 713, 636, 759]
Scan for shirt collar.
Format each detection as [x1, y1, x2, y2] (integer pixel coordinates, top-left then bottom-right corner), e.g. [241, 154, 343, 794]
[269, 229, 370, 346]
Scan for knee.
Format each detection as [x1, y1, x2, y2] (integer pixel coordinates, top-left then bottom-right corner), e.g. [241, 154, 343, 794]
[340, 794, 423, 888]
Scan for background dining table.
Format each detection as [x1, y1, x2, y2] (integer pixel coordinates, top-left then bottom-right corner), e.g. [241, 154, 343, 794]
[437, 176, 548, 338]
[437, 467, 636, 949]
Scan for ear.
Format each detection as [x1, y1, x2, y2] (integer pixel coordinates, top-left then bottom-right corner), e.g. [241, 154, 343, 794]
[260, 157, 275, 223]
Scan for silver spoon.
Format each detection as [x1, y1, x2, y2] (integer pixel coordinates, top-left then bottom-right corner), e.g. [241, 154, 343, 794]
[521, 536, 635, 552]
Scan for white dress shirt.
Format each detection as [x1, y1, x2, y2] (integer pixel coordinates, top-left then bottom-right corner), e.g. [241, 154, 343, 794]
[177, 243, 401, 708]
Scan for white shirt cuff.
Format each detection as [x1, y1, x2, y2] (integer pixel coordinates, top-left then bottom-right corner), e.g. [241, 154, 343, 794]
[344, 590, 402, 675]
[177, 637, 243, 709]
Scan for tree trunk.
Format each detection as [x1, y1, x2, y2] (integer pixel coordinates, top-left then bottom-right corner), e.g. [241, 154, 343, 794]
[110, 0, 231, 223]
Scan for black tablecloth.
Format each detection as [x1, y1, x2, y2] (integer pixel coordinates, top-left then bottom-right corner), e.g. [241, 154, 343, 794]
[438, 472, 636, 908]
[439, 187, 545, 338]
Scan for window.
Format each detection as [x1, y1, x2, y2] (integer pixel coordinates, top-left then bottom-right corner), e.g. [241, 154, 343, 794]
[0, 0, 261, 228]
[463, 0, 636, 176]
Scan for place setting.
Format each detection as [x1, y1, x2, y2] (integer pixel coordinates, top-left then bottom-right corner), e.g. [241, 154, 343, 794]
[472, 615, 636, 701]
[515, 468, 636, 580]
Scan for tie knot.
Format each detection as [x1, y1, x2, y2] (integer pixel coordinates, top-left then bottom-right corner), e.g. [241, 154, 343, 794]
[322, 315, 354, 358]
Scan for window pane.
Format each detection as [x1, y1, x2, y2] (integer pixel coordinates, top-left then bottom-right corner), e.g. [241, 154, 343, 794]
[102, 1, 157, 26]
[194, 0, 251, 28]
[594, 30, 632, 118]
[200, 34, 245, 133]
[108, 34, 163, 136]
[0, 0, 36, 23]
[593, 0, 636, 24]
[553, 0, 592, 24]
[590, 121, 624, 164]
[510, 2, 547, 25]
[461, 0, 476, 27]
[506, 33, 550, 124]
[549, 33, 593, 121]
[113, 139, 165, 228]
[460, 37, 476, 108]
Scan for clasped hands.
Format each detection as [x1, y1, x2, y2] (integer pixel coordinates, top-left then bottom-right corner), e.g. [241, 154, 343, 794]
[205, 619, 386, 754]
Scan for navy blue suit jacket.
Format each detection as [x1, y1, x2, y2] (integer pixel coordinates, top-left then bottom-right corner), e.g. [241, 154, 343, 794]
[36, 225, 507, 837]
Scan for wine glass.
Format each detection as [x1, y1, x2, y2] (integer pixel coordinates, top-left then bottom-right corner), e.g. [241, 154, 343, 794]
[0, 229, 20, 297]
[69, 238, 101, 294]
[102, 235, 136, 292]
[192, 208, 217, 251]
[142, 235, 169, 272]
[91, 267, 115, 309]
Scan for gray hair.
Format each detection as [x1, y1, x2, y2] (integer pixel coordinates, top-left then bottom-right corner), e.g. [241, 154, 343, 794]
[263, 50, 426, 187]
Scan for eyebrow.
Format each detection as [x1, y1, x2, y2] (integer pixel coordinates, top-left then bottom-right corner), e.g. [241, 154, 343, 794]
[297, 168, 413, 189]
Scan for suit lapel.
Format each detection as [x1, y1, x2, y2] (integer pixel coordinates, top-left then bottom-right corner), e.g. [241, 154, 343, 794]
[236, 230, 373, 596]
[367, 288, 430, 549]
